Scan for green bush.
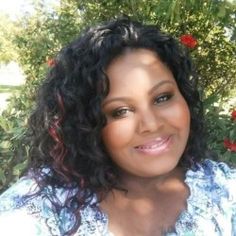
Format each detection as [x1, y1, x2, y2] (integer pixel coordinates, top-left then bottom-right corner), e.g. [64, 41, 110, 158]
[204, 94, 236, 164]
[0, 83, 36, 191]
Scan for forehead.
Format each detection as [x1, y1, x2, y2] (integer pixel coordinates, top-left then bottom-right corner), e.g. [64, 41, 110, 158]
[107, 48, 159, 71]
[105, 49, 175, 91]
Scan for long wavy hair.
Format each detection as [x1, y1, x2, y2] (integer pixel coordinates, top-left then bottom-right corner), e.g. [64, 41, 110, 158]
[27, 17, 206, 234]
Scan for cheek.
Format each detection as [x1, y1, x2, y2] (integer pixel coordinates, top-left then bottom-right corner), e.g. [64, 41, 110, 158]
[171, 100, 190, 133]
[102, 119, 136, 150]
[161, 99, 190, 133]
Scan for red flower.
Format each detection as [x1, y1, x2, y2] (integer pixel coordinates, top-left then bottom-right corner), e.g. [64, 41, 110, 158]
[180, 34, 198, 49]
[224, 139, 231, 149]
[231, 110, 236, 121]
[230, 143, 236, 152]
[224, 139, 236, 152]
[47, 58, 56, 67]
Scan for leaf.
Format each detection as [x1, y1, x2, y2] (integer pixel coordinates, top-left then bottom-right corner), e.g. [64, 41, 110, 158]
[12, 161, 27, 176]
[0, 169, 6, 185]
[229, 130, 236, 140]
[230, 153, 236, 165]
[203, 94, 219, 107]
[222, 151, 232, 162]
[0, 140, 11, 149]
[217, 4, 226, 18]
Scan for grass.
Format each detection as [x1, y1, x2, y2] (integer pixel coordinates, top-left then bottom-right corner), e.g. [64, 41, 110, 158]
[0, 85, 21, 93]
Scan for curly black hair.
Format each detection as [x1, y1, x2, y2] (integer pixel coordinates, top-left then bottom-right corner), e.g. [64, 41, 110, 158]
[27, 17, 206, 235]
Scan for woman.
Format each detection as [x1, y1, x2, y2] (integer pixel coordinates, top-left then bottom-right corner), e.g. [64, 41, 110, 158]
[0, 18, 236, 236]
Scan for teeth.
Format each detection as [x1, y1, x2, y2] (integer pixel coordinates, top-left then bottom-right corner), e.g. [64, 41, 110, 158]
[136, 139, 167, 149]
[138, 144, 159, 149]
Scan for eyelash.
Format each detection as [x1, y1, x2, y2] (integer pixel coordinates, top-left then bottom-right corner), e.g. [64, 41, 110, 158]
[111, 107, 133, 118]
[154, 93, 173, 104]
[110, 93, 173, 119]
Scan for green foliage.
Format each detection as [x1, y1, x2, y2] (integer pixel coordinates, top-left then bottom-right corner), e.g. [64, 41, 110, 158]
[76, 0, 236, 97]
[0, 0, 83, 192]
[204, 94, 236, 164]
[14, 0, 82, 81]
[0, 88, 30, 191]
[0, 0, 235, 191]
[0, 13, 18, 63]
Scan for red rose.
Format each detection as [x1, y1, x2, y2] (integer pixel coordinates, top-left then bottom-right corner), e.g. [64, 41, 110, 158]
[47, 58, 56, 67]
[224, 139, 236, 152]
[180, 34, 198, 49]
[231, 110, 236, 121]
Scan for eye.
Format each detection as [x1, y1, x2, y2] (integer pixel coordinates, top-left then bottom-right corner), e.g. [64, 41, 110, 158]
[111, 107, 133, 118]
[154, 93, 173, 104]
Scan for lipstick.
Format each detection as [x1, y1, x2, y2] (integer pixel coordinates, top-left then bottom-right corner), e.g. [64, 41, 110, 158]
[134, 136, 171, 155]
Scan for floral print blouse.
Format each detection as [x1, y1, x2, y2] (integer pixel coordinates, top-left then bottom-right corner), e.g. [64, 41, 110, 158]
[0, 159, 236, 236]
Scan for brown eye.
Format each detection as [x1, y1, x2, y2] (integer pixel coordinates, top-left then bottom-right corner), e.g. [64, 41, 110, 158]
[154, 93, 173, 104]
[111, 107, 132, 118]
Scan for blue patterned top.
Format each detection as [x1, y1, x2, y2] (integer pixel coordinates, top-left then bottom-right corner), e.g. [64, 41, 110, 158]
[0, 159, 236, 236]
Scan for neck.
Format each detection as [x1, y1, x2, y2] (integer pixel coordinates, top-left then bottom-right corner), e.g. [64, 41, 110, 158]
[116, 167, 186, 198]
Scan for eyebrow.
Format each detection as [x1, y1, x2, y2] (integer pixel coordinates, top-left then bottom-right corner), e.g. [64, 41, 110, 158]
[148, 80, 175, 95]
[102, 80, 175, 107]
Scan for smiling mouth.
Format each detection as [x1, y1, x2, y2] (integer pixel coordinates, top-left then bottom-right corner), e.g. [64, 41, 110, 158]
[134, 136, 172, 155]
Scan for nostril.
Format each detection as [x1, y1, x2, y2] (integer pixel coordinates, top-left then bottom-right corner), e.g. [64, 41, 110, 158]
[137, 111, 160, 134]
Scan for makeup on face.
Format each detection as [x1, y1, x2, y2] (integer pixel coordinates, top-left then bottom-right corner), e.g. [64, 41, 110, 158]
[102, 49, 190, 179]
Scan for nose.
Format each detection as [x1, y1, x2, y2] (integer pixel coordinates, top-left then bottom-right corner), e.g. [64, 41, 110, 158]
[137, 107, 162, 134]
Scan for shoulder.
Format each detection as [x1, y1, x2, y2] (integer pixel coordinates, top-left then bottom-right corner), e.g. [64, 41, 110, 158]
[175, 159, 236, 234]
[0, 172, 77, 235]
[0, 175, 38, 210]
[188, 159, 236, 184]
[186, 159, 236, 196]
[0, 175, 53, 235]
[0, 171, 108, 235]
[185, 159, 236, 216]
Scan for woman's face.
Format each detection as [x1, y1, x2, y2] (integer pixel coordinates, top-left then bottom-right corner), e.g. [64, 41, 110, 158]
[102, 49, 190, 179]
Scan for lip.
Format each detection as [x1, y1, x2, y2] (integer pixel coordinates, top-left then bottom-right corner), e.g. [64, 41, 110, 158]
[134, 135, 172, 155]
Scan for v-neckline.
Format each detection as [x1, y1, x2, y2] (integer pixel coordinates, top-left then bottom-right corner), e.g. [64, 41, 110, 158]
[94, 167, 197, 235]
